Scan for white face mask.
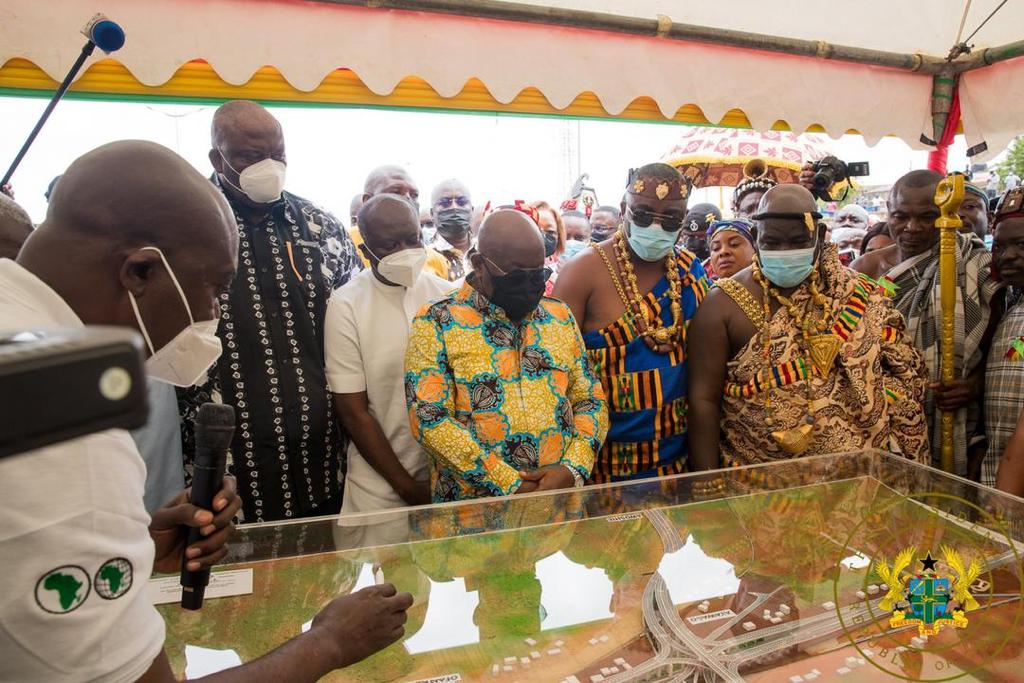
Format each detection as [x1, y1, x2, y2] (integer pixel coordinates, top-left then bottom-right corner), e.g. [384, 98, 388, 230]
[127, 247, 223, 387]
[219, 151, 286, 204]
[368, 246, 427, 289]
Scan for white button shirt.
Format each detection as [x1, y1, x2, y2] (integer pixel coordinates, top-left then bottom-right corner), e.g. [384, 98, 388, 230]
[325, 267, 453, 513]
[0, 260, 165, 682]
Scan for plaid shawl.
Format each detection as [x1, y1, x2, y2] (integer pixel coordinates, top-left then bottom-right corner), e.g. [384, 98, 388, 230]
[887, 232, 1000, 474]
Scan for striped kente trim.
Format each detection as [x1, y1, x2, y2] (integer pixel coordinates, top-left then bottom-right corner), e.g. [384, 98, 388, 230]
[831, 275, 872, 341]
[882, 326, 902, 343]
[725, 357, 816, 398]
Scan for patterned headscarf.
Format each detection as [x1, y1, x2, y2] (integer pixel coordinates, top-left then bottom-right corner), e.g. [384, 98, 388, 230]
[707, 218, 755, 245]
[964, 181, 989, 205]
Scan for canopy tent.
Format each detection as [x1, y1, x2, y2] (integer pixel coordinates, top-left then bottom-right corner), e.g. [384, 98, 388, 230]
[1, 0, 1022, 162]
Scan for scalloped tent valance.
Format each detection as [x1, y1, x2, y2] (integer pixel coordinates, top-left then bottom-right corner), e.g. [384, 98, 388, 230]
[1, 0, 1021, 158]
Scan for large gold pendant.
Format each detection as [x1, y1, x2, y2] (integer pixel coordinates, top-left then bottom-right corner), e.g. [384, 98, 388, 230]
[806, 334, 842, 376]
[772, 423, 814, 455]
[652, 327, 674, 345]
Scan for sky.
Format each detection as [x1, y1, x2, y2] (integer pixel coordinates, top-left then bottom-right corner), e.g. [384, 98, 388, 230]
[0, 96, 976, 226]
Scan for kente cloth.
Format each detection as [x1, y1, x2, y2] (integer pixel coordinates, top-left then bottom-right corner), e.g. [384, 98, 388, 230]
[983, 288, 1024, 486]
[404, 276, 608, 503]
[583, 249, 709, 482]
[886, 232, 1000, 475]
[718, 244, 929, 466]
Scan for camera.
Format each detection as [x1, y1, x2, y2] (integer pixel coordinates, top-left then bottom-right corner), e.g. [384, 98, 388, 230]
[0, 327, 148, 459]
[810, 156, 870, 202]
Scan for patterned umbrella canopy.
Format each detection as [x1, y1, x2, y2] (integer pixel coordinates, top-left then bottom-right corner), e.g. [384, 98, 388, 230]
[662, 127, 832, 188]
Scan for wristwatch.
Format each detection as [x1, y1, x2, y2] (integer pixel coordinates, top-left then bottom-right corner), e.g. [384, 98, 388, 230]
[564, 465, 585, 488]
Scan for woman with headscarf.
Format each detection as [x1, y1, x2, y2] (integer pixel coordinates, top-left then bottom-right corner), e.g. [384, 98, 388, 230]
[706, 218, 756, 280]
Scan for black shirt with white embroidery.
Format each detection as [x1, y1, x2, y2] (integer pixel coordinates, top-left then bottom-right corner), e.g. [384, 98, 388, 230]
[179, 179, 360, 522]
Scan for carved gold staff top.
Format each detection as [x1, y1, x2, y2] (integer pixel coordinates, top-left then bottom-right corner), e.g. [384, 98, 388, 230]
[934, 174, 964, 473]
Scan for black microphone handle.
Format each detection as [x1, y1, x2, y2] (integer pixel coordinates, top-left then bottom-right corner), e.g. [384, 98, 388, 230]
[179, 459, 224, 610]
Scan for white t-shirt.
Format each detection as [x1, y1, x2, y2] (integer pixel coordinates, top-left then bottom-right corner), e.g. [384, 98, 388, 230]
[325, 268, 453, 513]
[0, 260, 165, 682]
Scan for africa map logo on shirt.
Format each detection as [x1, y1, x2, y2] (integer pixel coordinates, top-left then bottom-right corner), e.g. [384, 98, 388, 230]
[94, 557, 134, 600]
[874, 546, 980, 636]
[34, 558, 134, 614]
[35, 565, 91, 614]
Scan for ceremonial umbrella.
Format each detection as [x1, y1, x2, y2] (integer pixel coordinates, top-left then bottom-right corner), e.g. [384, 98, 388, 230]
[660, 127, 831, 189]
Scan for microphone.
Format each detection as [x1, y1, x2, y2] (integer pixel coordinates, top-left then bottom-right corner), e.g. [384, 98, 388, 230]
[180, 402, 235, 610]
[84, 15, 126, 54]
[1, 14, 125, 187]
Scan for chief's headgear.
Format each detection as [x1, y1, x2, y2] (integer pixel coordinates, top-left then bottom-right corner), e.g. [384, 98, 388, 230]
[732, 158, 778, 209]
[994, 186, 1024, 228]
[627, 166, 691, 202]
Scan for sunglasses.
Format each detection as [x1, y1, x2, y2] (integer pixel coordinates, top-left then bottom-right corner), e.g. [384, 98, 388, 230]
[435, 196, 471, 209]
[628, 207, 685, 232]
[482, 255, 552, 282]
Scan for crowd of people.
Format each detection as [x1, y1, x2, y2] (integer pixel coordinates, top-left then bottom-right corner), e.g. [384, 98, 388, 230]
[3, 97, 1024, 680]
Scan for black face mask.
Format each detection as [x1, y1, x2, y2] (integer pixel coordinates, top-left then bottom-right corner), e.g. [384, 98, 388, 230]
[542, 231, 558, 258]
[488, 266, 551, 320]
[436, 208, 471, 241]
[682, 233, 709, 261]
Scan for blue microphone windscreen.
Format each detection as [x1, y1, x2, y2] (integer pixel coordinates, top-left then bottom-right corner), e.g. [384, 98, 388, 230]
[91, 20, 125, 53]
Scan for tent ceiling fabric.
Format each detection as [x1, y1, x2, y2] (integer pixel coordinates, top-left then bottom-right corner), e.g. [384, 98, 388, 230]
[0, 0, 1018, 153]
[506, 0, 1024, 55]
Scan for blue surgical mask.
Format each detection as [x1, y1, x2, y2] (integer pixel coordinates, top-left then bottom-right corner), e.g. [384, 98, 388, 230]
[627, 221, 681, 262]
[759, 245, 817, 288]
[561, 239, 588, 264]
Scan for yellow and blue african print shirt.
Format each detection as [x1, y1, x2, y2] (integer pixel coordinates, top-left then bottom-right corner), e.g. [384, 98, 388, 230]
[405, 279, 609, 503]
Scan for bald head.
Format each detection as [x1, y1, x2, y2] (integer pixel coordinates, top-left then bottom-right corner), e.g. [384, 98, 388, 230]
[42, 141, 234, 253]
[756, 184, 818, 215]
[358, 194, 418, 240]
[471, 209, 547, 311]
[211, 100, 282, 149]
[20, 141, 238, 351]
[431, 179, 472, 208]
[363, 165, 419, 205]
[0, 194, 33, 260]
[477, 210, 544, 261]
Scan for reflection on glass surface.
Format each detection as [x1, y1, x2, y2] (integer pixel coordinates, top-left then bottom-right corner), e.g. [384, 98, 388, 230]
[537, 550, 614, 631]
[403, 578, 479, 655]
[659, 535, 741, 605]
[157, 452, 1024, 682]
[840, 552, 871, 570]
[184, 645, 241, 679]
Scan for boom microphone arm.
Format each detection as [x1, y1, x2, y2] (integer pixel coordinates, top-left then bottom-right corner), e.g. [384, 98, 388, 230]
[1, 15, 125, 188]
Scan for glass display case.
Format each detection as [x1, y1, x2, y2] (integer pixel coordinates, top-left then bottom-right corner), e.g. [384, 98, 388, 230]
[158, 451, 1024, 682]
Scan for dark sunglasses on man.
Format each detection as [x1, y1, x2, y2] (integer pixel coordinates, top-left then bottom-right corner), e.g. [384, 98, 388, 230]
[435, 196, 472, 209]
[481, 255, 552, 284]
[627, 207, 685, 232]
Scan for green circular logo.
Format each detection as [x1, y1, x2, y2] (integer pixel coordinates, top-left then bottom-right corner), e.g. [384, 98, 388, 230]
[94, 557, 133, 600]
[35, 565, 90, 614]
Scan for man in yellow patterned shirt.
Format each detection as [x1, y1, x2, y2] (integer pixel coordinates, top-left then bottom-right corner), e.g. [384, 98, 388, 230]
[405, 208, 609, 502]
